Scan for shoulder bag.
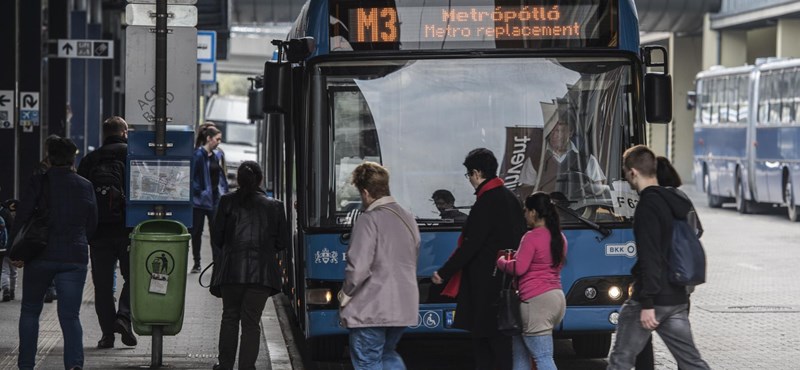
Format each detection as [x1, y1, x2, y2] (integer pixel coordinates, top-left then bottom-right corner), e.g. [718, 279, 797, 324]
[9, 174, 50, 262]
[199, 262, 222, 298]
[496, 261, 523, 336]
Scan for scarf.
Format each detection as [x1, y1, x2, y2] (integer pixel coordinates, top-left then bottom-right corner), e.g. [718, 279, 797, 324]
[441, 177, 505, 298]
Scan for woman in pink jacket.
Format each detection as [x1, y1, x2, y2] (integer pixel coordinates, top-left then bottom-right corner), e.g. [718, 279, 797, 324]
[497, 192, 567, 370]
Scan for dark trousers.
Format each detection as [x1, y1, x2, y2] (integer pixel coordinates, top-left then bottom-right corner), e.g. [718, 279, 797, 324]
[90, 236, 131, 336]
[473, 334, 512, 370]
[192, 207, 215, 265]
[218, 285, 270, 370]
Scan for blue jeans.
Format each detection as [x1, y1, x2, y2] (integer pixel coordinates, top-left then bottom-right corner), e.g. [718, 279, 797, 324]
[349, 327, 406, 370]
[607, 300, 710, 370]
[19, 260, 87, 370]
[512, 334, 556, 370]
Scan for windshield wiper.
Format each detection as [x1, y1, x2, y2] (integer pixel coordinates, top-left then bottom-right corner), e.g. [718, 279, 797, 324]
[552, 201, 611, 241]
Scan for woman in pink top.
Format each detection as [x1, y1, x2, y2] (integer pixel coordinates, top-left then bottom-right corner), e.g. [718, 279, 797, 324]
[497, 192, 567, 370]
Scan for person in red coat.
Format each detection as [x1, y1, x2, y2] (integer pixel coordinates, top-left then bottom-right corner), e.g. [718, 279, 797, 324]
[432, 148, 526, 370]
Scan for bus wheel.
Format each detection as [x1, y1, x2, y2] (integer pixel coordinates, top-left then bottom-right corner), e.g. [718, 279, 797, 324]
[571, 333, 612, 358]
[309, 336, 347, 361]
[785, 181, 799, 222]
[704, 172, 723, 208]
[736, 177, 751, 214]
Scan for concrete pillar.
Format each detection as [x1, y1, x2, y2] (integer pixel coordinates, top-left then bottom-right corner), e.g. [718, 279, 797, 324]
[777, 19, 800, 58]
[669, 34, 703, 182]
[721, 30, 747, 67]
[747, 27, 776, 63]
[702, 14, 718, 70]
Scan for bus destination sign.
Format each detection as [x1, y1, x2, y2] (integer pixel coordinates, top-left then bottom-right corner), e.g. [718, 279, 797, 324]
[330, 0, 617, 51]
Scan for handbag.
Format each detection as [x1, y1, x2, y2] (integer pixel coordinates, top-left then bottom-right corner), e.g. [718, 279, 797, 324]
[496, 261, 523, 336]
[9, 174, 50, 262]
[199, 262, 222, 298]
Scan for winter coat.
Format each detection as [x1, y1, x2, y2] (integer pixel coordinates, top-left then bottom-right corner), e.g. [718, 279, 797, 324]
[339, 196, 420, 328]
[192, 147, 229, 210]
[12, 167, 97, 265]
[437, 180, 526, 337]
[210, 189, 288, 292]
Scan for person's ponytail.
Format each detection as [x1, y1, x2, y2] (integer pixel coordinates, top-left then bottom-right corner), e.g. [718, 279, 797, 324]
[543, 201, 565, 268]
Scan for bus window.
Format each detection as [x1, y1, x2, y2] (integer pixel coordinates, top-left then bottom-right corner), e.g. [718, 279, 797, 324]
[728, 75, 738, 123]
[699, 80, 710, 125]
[781, 70, 794, 124]
[759, 73, 769, 124]
[331, 89, 381, 213]
[738, 75, 750, 123]
[794, 70, 800, 124]
[769, 72, 782, 124]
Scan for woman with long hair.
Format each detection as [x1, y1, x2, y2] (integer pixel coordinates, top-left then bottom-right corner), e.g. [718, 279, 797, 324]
[497, 192, 567, 370]
[210, 161, 289, 370]
[190, 125, 229, 273]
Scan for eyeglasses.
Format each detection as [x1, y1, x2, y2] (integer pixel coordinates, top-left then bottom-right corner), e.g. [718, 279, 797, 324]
[464, 172, 471, 179]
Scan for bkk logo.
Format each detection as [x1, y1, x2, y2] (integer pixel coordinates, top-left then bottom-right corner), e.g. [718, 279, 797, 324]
[605, 242, 637, 258]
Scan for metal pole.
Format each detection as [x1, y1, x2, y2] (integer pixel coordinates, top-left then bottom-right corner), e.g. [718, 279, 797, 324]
[154, 0, 167, 156]
[150, 325, 163, 368]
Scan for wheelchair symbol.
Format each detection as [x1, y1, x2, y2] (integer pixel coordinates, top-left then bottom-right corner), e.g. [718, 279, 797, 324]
[422, 311, 440, 328]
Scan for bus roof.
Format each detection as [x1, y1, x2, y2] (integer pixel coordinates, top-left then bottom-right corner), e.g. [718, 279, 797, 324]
[696, 57, 800, 80]
[757, 58, 800, 72]
[695, 64, 755, 80]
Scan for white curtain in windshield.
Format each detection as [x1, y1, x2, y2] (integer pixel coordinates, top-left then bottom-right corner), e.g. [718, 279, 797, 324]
[319, 57, 631, 226]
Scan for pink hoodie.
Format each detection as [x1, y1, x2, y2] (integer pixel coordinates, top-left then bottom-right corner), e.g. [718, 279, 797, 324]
[496, 228, 567, 301]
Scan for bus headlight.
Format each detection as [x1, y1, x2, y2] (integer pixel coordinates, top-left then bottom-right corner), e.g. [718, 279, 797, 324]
[306, 289, 333, 305]
[608, 286, 622, 300]
[609, 311, 619, 325]
[584, 287, 597, 300]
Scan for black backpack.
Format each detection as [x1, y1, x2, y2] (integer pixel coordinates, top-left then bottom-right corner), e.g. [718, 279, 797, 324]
[658, 188, 706, 286]
[87, 148, 126, 224]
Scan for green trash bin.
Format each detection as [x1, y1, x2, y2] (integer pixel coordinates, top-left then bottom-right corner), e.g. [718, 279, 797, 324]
[129, 219, 191, 336]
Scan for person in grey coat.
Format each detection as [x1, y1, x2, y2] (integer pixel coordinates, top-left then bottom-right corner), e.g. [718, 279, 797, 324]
[338, 161, 420, 370]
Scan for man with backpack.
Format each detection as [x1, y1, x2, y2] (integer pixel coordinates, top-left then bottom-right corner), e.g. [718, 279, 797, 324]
[607, 145, 709, 370]
[77, 116, 137, 349]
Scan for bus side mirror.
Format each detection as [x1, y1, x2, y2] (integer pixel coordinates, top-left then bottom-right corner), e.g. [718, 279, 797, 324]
[263, 61, 291, 114]
[248, 76, 264, 120]
[642, 45, 673, 124]
[686, 91, 697, 111]
[645, 73, 673, 123]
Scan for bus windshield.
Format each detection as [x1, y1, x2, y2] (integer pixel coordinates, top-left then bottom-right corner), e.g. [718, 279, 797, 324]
[308, 57, 635, 228]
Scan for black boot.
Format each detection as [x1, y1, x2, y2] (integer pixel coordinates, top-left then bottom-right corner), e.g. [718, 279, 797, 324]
[97, 335, 115, 349]
[114, 317, 138, 346]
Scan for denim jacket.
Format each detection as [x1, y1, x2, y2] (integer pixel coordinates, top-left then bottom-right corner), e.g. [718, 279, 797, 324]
[191, 147, 229, 210]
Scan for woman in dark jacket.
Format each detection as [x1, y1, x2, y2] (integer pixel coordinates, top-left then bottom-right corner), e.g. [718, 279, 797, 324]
[432, 148, 527, 370]
[190, 125, 229, 272]
[210, 161, 289, 370]
[12, 137, 97, 370]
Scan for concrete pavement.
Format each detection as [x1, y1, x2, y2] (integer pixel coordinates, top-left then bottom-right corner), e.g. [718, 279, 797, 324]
[0, 228, 291, 369]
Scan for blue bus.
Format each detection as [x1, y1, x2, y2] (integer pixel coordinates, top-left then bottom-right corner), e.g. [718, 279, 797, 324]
[261, 0, 672, 360]
[693, 59, 800, 221]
